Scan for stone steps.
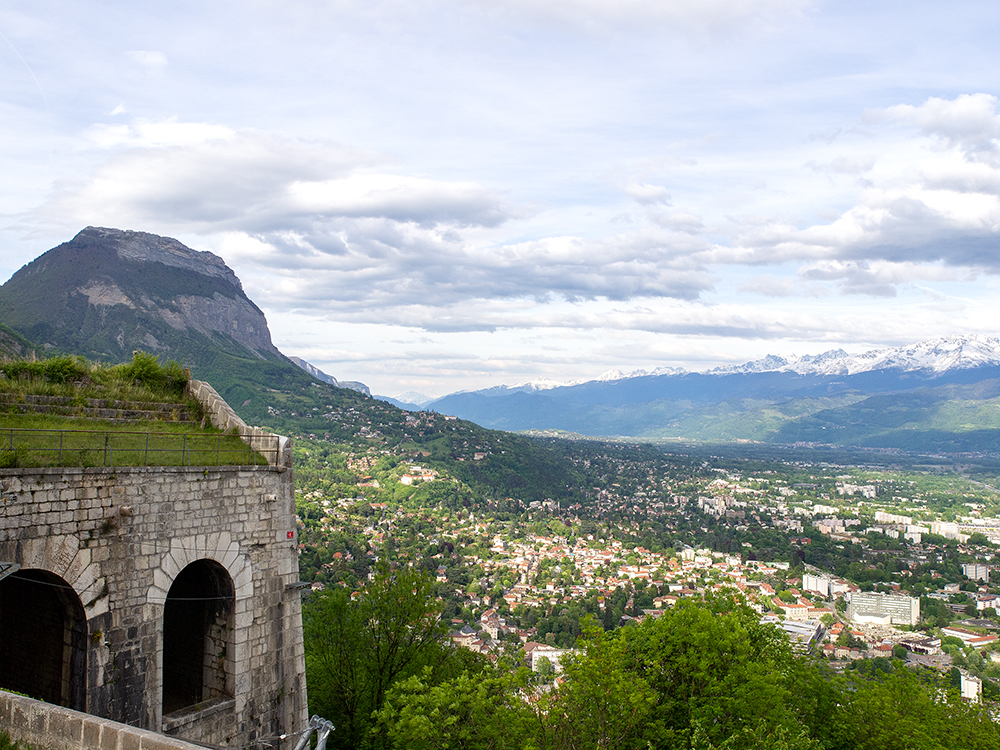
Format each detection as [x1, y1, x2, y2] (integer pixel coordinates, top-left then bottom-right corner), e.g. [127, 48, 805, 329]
[0, 393, 198, 423]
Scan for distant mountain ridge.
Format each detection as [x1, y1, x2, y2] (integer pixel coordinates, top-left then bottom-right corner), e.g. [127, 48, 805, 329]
[708, 336, 1000, 377]
[483, 336, 1000, 393]
[424, 335, 1000, 451]
[289, 356, 371, 396]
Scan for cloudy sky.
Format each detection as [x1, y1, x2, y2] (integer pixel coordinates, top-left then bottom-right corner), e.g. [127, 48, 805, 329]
[3, 1, 1000, 398]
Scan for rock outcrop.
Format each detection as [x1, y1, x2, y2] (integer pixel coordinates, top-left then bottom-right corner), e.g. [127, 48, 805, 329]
[0, 226, 282, 363]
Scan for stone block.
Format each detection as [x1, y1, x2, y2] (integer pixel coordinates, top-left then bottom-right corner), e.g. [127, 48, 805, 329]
[100, 724, 120, 750]
[84, 719, 103, 748]
[121, 728, 141, 750]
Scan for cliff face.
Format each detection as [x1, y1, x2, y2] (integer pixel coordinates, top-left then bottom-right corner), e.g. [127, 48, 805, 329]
[0, 226, 282, 364]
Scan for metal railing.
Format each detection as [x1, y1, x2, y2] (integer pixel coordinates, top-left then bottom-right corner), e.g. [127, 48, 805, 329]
[0, 427, 277, 468]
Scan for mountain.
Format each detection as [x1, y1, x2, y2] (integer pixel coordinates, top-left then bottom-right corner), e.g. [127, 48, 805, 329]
[708, 336, 1000, 376]
[424, 335, 1000, 452]
[375, 392, 431, 410]
[289, 356, 371, 395]
[0, 227, 582, 501]
[0, 226, 281, 363]
[0, 322, 38, 361]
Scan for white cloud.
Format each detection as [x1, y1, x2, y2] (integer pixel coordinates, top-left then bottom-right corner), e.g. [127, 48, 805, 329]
[876, 93, 1000, 164]
[126, 50, 168, 69]
[625, 182, 671, 205]
[84, 119, 235, 149]
[725, 94, 1000, 285]
[463, 0, 813, 34]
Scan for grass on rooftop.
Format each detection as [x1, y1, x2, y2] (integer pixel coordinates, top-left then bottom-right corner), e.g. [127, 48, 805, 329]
[0, 351, 192, 405]
[0, 414, 271, 468]
[0, 353, 271, 468]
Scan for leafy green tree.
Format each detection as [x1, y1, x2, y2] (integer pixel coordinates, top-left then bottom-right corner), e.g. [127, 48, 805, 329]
[578, 595, 805, 748]
[841, 667, 1000, 750]
[543, 617, 658, 749]
[377, 666, 536, 750]
[303, 564, 468, 749]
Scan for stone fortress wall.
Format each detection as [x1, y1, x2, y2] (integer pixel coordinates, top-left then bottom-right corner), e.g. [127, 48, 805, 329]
[0, 380, 307, 748]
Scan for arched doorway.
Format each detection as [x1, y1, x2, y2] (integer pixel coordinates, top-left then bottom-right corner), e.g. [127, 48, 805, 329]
[0, 569, 87, 710]
[162, 559, 235, 714]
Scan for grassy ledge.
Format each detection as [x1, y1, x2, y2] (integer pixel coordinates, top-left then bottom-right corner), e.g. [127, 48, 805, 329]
[0, 353, 270, 467]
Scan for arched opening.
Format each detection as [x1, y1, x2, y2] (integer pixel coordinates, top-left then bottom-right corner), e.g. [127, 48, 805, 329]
[162, 559, 235, 715]
[0, 569, 87, 710]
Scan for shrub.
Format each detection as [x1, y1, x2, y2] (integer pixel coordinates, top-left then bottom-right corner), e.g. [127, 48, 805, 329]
[114, 351, 187, 395]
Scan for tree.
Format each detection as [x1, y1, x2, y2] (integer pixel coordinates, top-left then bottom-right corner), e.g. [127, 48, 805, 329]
[377, 667, 536, 750]
[542, 616, 658, 750]
[303, 563, 464, 749]
[535, 655, 554, 684]
[841, 666, 1000, 750]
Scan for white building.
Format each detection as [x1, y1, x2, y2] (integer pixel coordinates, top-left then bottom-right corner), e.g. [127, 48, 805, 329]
[847, 591, 920, 626]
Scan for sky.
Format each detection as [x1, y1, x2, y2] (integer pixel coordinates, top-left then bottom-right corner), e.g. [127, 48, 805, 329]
[3, 1, 1000, 399]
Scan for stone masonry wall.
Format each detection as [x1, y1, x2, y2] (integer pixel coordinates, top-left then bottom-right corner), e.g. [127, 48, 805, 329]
[0, 689, 209, 750]
[0, 457, 307, 747]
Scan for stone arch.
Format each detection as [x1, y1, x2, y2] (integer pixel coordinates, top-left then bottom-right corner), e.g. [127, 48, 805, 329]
[147, 532, 251, 721]
[0, 535, 109, 619]
[0, 568, 87, 710]
[162, 559, 235, 714]
[147, 531, 252, 606]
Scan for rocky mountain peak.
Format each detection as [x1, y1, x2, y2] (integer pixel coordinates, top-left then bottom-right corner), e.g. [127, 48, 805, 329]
[0, 227, 281, 366]
[76, 227, 241, 289]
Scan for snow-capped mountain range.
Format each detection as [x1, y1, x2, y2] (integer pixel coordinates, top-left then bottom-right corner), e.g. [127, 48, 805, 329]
[709, 335, 1000, 377]
[420, 334, 1000, 444]
[474, 335, 1000, 395]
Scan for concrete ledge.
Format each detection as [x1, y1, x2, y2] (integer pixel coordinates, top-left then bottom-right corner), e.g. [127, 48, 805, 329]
[0, 691, 206, 750]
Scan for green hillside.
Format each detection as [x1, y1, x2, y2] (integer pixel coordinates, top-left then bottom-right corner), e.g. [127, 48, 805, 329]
[0, 323, 37, 361]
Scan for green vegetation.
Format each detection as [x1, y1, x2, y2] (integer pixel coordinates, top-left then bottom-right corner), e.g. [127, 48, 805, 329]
[304, 564, 488, 750]
[310, 586, 1000, 750]
[0, 352, 188, 402]
[0, 323, 37, 362]
[0, 352, 269, 467]
[0, 415, 268, 468]
[0, 732, 33, 750]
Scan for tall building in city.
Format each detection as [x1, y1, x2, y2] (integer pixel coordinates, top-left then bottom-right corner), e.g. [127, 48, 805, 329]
[847, 591, 919, 626]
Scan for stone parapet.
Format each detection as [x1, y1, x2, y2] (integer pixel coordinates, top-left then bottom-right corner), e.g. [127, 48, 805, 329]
[185, 380, 289, 468]
[0, 690, 207, 750]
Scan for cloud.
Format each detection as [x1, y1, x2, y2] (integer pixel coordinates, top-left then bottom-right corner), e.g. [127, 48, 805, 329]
[36, 125, 504, 234]
[126, 50, 168, 69]
[807, 155, 875, 175]
[463, 0, 813, 34]
[33, 118, 730, 312]
[625, 182, 671, 205]
[84, 119, 235, 149]
[233, 225, 718, 317]
[287, 174, 514, 227]
[646, 209, 705, 234]
[727, 94, 1000, 282]
[875, 93, 1000, 165]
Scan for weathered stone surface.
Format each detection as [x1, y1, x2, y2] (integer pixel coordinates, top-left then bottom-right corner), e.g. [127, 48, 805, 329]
[0, 691, 220, 750]
[0, 458, 305, 747]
